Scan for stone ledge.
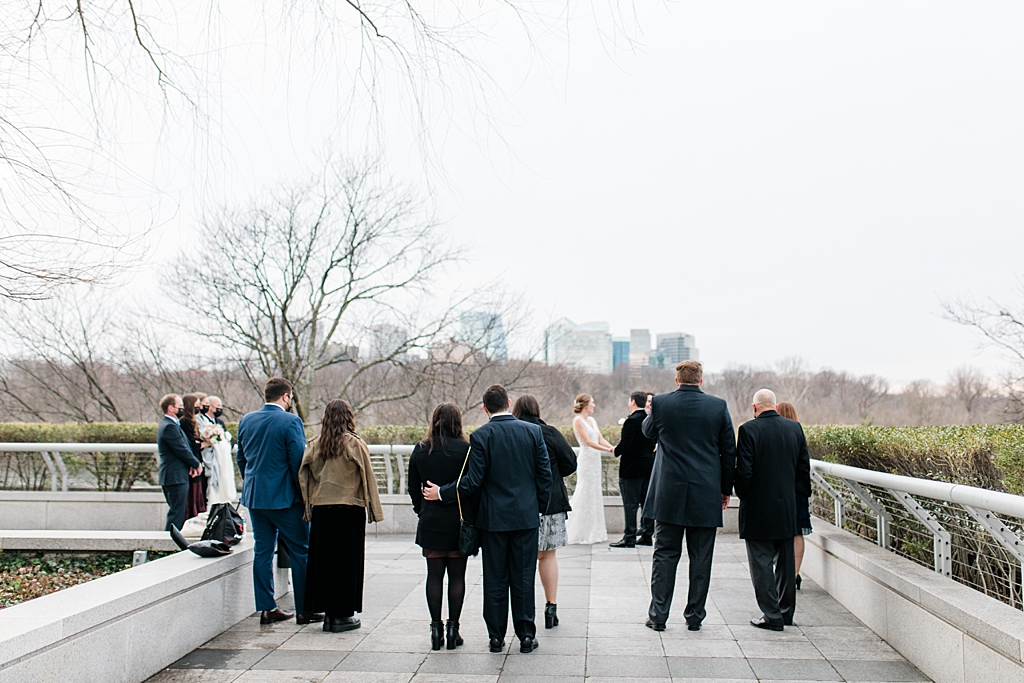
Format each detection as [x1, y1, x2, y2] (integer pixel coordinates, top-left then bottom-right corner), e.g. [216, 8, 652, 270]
[0, 530, 178, 552]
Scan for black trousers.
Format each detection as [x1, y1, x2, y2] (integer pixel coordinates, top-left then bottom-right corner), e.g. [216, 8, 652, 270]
[649, 522, 716, 625]
[162, 483, 188, 532]
[620, 476, 653, 542]
[745, 538, 796, 626]
[480, 527, 539, 641]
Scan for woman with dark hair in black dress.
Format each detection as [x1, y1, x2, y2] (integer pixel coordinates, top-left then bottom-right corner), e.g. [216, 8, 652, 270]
[408, 403, 471, 651]
[180, 393, 208, 519]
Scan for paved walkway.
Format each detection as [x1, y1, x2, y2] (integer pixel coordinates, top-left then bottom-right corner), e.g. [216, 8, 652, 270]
[148, 534, 930, 683]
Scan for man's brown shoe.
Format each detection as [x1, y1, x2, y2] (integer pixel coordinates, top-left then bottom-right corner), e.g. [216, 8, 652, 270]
[260, 608, 294, 624]
[296, 613, 325, 625]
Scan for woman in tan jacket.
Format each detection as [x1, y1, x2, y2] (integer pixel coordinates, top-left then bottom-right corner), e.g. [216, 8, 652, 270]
[299, 399, 384, 633]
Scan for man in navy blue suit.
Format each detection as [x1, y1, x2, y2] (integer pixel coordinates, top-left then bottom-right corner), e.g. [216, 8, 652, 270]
[424, 385, 551, 654]
[236, 377, 323, 625]
[157, 394, 202, 532]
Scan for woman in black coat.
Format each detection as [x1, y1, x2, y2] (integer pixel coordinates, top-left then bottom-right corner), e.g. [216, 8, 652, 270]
[408, 403, 471, 651]
[512, 394, 577, 629]
[180, 393, 208, 519]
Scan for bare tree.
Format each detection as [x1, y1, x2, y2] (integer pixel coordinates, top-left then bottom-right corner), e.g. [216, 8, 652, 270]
[945, 366, 989, 422]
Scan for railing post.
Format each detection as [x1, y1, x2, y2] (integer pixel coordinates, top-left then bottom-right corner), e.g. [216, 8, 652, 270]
[840, 478, 890, 549]
[889, 489, 952, 577]
[383, 447, 395, 495]
[39, 450, 58, 492]
[811, 471, 844, 530]
[51, 451, 68, 491]
[393, 449, 406, 496]
[961, 503, 1024, 606]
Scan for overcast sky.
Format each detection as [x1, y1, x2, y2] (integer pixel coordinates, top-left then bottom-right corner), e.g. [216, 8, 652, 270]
[19, 1, 1024, 386]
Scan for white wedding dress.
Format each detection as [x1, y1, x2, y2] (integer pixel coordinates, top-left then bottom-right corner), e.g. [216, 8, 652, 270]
[200, 416, 238, 505]
[565, 416, 608, 545]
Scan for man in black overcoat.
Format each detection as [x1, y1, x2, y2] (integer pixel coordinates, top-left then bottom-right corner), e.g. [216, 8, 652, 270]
[642, 361, 736, 631]
[734, 389, 811, 631]
[611, 390, 657, 548]
[425, 385, 551, 653]
[157, 393, 202, 532]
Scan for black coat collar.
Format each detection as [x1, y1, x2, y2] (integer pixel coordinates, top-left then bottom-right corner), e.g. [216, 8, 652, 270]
[755, 409, 780, 419]
[675, 384, 703, 393]
[629, 409, 646, 419]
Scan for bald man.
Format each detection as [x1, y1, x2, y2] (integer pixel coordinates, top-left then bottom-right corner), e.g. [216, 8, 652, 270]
[734, 389, 811, 631]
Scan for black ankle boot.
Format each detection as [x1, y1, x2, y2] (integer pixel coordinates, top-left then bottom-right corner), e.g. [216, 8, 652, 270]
[445, 620, 463, 649]
[544, 602, 558, 629]
[430, 621, 444, 650]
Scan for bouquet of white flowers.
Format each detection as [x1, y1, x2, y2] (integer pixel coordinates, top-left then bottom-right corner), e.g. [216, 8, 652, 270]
[200, 423, 226, 444]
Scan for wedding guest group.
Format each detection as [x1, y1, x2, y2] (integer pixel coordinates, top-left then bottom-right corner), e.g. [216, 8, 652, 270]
[610, 390, 656, 548]
[408, 403, 473, 649]
[734, 390, 811, 630]
[300, 398, 383, 633]
[565, 394, 613, 545]
[512, 394, 577, 630]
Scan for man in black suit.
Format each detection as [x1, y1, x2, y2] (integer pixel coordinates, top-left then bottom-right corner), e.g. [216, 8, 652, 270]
[157, 394, 202, 532]
[424, 384, 551, 654]
[734, 389, 811, 631]
[610, 390, 657, 548]
[642, 361, 736, 632]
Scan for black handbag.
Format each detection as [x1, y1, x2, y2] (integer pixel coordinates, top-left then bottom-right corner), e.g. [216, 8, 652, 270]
[202, 503, 245, 546]
[456, 451, 480, 557]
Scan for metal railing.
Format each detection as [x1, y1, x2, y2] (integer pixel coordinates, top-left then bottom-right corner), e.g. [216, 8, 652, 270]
[811, 459, 1024, 609]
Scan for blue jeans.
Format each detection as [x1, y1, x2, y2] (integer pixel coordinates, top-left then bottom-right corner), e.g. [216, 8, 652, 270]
[249, 503, 310, 612]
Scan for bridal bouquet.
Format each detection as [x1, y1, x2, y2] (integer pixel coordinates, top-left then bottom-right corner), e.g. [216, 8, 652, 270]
[200, 424, 226, 444]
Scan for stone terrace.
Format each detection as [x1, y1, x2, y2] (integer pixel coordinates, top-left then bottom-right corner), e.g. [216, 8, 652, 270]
[147, 534, 930, 683]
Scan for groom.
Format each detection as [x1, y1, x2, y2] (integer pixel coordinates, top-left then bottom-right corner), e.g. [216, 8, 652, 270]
[642, 361, 736, 631]
[423, 384, 551, 653]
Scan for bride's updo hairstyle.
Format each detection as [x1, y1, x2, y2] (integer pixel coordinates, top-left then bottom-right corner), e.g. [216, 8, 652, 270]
[573, 394, 593, 415]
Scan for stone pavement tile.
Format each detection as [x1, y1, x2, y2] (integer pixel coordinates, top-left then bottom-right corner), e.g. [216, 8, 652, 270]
[321, 673, 412, 683]
[500, 653, 585, 676]
[232, 672, 329, 682]
[729, 625, 809, 642]
[830, 659, 931, 681]
[586, 622, 660, 639]
[201, 631, 295, 650]
[746, 658, 842, 681]
[661, 639, 744, 658]
[414, 675, 498, 683]
[738, 640, 825, 660]
[354, 633, 434, 653]
[792, 611, 865, 627]
[585, 636, 663, 656]
[539, 620, 588, 638]
[333, 652, 428, 673]
[812, 640, 904, 661]
[801, 626, 884, 643]
[585, 655, 671, 678]
[525, 636, 586, 654]
[170, 649, 271, 670]
[580, 678, 670, 683]
[496, 676, 583, 683]
[251, 651, 345, 671]
[146, 670, 245, 682]
[665, 656, 756, 679]
[417, 652, 506, 675]
[659, 624, 734, 640]
[277, 632, 365, 651]
[229, 617, 307, 634]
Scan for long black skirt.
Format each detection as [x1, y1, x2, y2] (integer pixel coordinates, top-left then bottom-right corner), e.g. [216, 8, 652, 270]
[304, 504, 366, 616]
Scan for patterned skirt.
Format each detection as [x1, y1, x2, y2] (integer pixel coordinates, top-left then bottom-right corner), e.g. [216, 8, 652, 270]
[538, 512, 568, 551]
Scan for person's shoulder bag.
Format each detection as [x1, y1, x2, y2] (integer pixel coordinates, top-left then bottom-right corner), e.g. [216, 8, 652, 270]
[456, 450, 480, 557]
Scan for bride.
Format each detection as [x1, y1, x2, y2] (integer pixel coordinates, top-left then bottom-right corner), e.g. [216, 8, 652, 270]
[565, 394, 614, 545]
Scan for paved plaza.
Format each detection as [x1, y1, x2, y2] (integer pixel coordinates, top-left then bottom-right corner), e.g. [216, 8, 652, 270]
[148, 534, 930, 683]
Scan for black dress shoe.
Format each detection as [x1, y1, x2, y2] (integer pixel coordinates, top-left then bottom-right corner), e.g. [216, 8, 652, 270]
[489, 637, 505, 653]
[296, 612, 325, 625]
[327, 616, 361, 633]
[520, 636, 539, 653]
[609, 539, 635, 548]
[687, 623, 701, 632]
[635, 537, 653, 546]
[750, 616, 784, 632]
[260, 608, 294, 624]
[645, 618, 666, 632]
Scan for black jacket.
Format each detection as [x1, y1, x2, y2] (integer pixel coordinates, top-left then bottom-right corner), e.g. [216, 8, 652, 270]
[734, 410, 812, 540]
[614, 410, 656, 480]
[179, 416, 202, 462]
[642, 385, 736, 527]
[408, 437, 472, 551]
[438, 414, 551, 532]
[518, 415, 577, 515]
[157, 416, 201, 486]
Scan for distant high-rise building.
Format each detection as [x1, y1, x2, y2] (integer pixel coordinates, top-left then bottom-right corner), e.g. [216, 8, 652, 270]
[544, 319, 613, 375]
[612, 337, 630, 369]
[459, 311, 508, 362]
[629, 329, 651, 369]
[369, 324, 408, 360]
[657, 332, 699, 365]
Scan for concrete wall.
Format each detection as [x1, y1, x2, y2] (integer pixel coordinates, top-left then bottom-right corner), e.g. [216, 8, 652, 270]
[803, 518, 1024, 683]
[0, 538, 259, 682]
[0, 491, 740, 534]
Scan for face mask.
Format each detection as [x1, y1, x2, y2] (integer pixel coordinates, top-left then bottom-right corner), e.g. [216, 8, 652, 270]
[200, 405, 209, 414]
[194, 406, 201, 415]
[214, 408, 223, 418]
[176, 407, 185, 419]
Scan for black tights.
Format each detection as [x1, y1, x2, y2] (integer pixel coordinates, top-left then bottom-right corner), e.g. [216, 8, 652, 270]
[425, 556, 468, 623]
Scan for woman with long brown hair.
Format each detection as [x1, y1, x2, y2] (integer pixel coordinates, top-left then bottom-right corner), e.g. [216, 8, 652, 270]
[180, 393, 208, 519]
[776, 401, 811, 589]
[407, 402, 471, 650]
[299, 399, 384, 633]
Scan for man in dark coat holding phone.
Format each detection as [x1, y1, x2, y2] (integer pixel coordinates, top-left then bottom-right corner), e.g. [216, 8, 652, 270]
[734, 388, 811, 631]
[424, 384, 551, 654]
[642, 361, 736, 632]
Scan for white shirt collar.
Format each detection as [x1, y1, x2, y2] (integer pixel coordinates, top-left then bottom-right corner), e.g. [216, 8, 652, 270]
[165, 413, 180, 424]
[489, 411, 512, 418]
[265, 403, 285, 411]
